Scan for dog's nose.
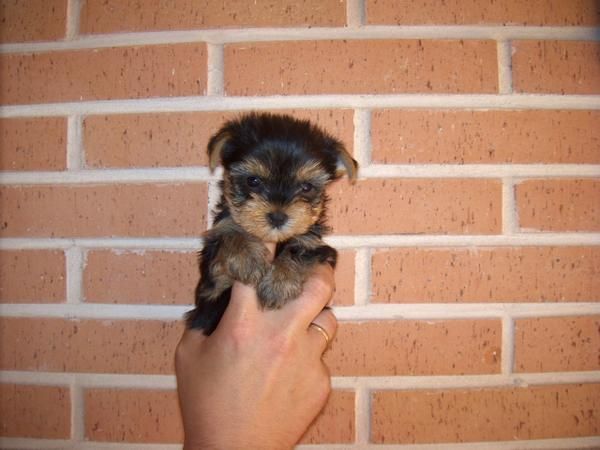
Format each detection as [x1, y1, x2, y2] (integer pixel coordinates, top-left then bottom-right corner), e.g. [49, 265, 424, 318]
[267, 211, 288, 228]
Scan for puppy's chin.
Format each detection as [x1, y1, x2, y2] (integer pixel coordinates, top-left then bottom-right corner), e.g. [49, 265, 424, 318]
[229, 196, 321, 243]
[259, 225, 305, 243]
[231, 213, 310, 242]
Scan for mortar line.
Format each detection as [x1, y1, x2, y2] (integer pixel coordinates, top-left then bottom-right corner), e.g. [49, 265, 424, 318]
[65, 247, 84, 304]
[0, 237, 203, 251]
[0, 167, 216, 184]
[501, 315, 516, 375]
[2, 94, 600, 118]
[2, 302, 599, 321]
[66, 115, 84, 170]
[70, 380, 85, 442]
[3, 370, 600, 391]
[2, 164, 599, 186]
[206, 43, 224, 96]
[353, 109, 372, 167]
[353, 248, 371, 306]
[2, 233, 600, 250]
[354, 385, 371, 444]
[359, 163, 600, 178]
[0, 371, 176, 389]
[497, 40, 513, 94]
[502, 178, 518, 235]
[65, 0, 82, 40]
[334, 372, 600, 390]
[299, 437, 600, 450]
[2, 25, 599, 54]
[332, 303, 600, 320]
[346, 0, 366, 27]
[0, 439, 179, 450]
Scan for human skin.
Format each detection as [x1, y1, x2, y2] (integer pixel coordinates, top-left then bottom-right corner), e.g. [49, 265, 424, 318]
[175, 262, 337, 450]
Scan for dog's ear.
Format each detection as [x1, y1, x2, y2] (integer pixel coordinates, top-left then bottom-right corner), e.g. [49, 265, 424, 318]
[332, 141, 358, 183]
[207, 129, 232, 171]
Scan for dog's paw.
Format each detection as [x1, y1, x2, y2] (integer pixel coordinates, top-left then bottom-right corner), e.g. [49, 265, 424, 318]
[257, 261, 305, 309]
[226, 241, 270, 286]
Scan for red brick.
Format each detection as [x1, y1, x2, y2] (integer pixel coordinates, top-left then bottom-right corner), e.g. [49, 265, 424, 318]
[0, 250, 66, 303]
[372, 384, 600, 444]
[324, 320, 502, 376]
[0, 183, 208, 238]
[84, 113, 214, 168]
[0, 44, 207, 105]
[300, 390, 355, 444]
[515, 316, 600, 373]
[366, 0, 600, 25]
[372, 247, 600, 303]
[84, 250, 198, 305]
[81, 249, 353, 306]
[0, 117, 67, 170]
[0, 318, 182, 374]
[225, 40, 498, 95]
[85, 389, 183, 443]
[84, 388, 353, 444]
[328, 179, 502, 235]
[0, 0, 68, 43]
[331, 250, 355, 306]
[513, 41, 600, 94]
[80, 0, 346, 33]
[371, 110, 600, 164]
[0, 384, 70, 439]
[516, 179, 600, 232]
[82, 248, 352, 306]
[83, 109, 353, 168]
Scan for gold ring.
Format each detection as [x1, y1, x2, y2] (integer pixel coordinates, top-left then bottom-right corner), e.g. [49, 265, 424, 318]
[309, 322, 330, 347]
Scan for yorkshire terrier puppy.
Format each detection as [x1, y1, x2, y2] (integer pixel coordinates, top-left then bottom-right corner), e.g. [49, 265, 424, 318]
[187, 112, 358, 334]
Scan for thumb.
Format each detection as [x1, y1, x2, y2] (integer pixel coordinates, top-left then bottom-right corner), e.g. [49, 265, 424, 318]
[213, 281, 261, 336]
[264, 242, 276, 261]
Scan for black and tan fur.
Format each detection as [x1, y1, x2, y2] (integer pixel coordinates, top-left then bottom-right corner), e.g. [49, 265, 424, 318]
[187, 113, 358, 334]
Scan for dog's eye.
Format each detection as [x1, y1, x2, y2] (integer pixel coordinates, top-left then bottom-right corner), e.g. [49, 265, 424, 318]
[300, 182, 314, 193]
[246, 176, 261, 188]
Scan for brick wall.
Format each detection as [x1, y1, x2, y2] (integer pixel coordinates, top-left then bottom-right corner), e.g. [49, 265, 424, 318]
[1, 1, 599, 449]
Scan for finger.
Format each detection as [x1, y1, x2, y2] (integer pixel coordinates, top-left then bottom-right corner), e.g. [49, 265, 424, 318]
[307, 307, 337, 355]
[214, 281, 261, 334]
[175, 327, 208, 363]
[264, 242, 276, 262]
[178, 326, 208, 347]
[283, 264, 336, 329]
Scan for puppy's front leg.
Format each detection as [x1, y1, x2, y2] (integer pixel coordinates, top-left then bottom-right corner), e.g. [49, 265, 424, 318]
[257, 250, 307, 309]
[257, 236, 337, 308]
[209, 219, 270, 287]
[216, 221, 271, 287]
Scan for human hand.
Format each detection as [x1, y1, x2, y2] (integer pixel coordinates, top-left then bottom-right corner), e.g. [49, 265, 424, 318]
[175, 263, 337, 450]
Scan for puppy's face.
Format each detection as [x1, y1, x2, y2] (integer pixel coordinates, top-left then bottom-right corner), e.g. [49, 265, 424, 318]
[208, 113, 357, 242]
[224, 150, 331, 242]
